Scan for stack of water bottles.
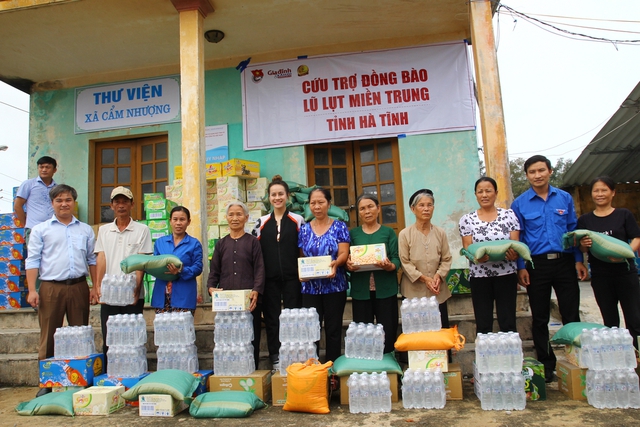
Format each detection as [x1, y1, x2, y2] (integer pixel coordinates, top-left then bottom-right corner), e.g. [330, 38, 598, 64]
[474, 332, 526, 411]
[106, 313, 148, 377]
[54, 325, 96, 358]
[213, 311, 255, 376]
[401, 368, 446, 409]
[400, 296, 441, 333]
[344, 322, 385, 360]
[154, 311, 199, 373]
[278, 308, 320, 376]
[581, 327, 640, 409]
[347, 372, 393, 413]
[100, 273, 137, 306]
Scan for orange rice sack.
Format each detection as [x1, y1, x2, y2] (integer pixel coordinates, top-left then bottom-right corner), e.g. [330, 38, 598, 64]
[283, 359, 333, 414]
[394, 326, 466, 351]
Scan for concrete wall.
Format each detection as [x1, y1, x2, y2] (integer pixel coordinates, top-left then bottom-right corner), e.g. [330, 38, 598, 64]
[399, 131, 479, 269]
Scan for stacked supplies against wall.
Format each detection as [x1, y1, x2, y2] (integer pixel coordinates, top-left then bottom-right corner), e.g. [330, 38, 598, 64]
[0, 213, 27, 309]
[140, 193, 177, 304]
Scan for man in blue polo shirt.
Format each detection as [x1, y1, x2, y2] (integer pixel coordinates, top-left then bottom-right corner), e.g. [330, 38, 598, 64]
[511, 155, 588, 383]
[14, 156, 58, 230]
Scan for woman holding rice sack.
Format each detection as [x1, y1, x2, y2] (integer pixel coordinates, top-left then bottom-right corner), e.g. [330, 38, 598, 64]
[346, 194, 400, 353]
[252, 175, 305, 369]
[151, 206, 203, 314]
[399, 189, 452, 328]
[578, 176, 640, 348]
[458, 177, 521, 334]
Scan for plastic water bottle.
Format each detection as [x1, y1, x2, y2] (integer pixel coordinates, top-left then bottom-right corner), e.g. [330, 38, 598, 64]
[621, 329, 637, 369]
[480, 373, 492, 410]
[373, 324, 385, 360]
[364, 324, 375, 359]
[401, 299, 411, 334]
[627, 369, 640, 409]
[513, 372, 526, 410]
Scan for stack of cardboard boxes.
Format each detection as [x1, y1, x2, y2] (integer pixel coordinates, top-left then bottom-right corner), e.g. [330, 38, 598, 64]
[0, 213, 27, 309]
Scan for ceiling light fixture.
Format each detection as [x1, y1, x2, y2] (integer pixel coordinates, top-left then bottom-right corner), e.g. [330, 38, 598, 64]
[204, 30, 225, 43]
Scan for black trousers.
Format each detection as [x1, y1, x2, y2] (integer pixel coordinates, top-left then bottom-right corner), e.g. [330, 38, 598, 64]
[262, 278, 302, 359]
[352, 292, 399, 354]
[250, 303, 263, 369]
[591, 272, 640, 349]
[100, 299, 145, 370]
[302, 291, 347, 363]
[470, 273, 518, 334]
[526, 256, 580, 371]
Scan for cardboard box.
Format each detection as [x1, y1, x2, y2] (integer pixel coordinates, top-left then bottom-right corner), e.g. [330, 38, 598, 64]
[0, 259, 22, 276]
[193, 369, 214, 397]
[522, 357, 546, 401]
[139, 394, 188, 417]
[207, 225, 220, 240]
[444, 363, 463, 400]
[93, 372, 150, 405]
[0, 213, 23, 229]
[39, 353, 104, 388]
[217, 187, 246, 202]
[219, 225, 230, 238]
[146, 209, 168, 220]
[53, 386, 85, 393]
[564, 344, 587, 368]
[0, 244, 25, 260]
[408, 350, 448, 372]
[212, 289, 252, 312]
[73, 386, 125, 415]
[217, 211, 229, 225]
[146, 220, 170, 240]
[143, 193, 165, 203]
[271, 371, 288, 406]
[447, 268, 471, 295]
[221, 158, 260, 178]
[0, 228, 26, 245]
[557, 360, 587, 400]
[246, 189, 266, 202]
[0, 291, 22, 309]
[349, 244, 387, 271]
[245, 202, 267, 212]
[208, 370, 272, 402]
[0, 276, 23, 292]
[205, 163, 222, 180]
[245, 177, 268, 191]
[248, 209, 264, 223]
[298, 256, 332, 279]
[339, 373, 399, 405]
[205, 180, 217, 191]
[174, 166, 183, 179]
[217, 176, 246, 190]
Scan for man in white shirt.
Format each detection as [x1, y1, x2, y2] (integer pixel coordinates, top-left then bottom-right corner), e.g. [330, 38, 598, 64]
[94, 186, 152, 364]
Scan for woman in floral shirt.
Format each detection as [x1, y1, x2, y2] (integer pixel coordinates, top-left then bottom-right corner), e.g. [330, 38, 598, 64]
[298, 187, 350, 363]
[459, 177, 521, 334]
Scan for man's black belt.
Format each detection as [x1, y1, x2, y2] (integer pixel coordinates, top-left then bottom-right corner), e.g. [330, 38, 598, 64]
[47, 277, 86, 285]
[531, 252, 567, 261]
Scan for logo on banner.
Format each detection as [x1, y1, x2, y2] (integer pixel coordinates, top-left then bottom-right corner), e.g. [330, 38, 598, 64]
[297, 65, 309, 77]
[267, 68, 292, 79]
[251, 69, 264, 83]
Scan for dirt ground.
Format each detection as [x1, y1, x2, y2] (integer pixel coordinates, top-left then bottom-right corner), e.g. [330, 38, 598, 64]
[3, 378, 640, 427]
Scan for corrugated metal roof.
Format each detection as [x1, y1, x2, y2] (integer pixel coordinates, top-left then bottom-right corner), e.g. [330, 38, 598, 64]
[563, 81, 640, 186]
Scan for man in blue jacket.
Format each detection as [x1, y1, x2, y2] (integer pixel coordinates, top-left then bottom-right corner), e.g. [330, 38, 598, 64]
[511, 155, 588, 383]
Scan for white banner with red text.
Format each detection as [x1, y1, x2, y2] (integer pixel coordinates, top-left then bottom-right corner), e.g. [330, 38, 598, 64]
[242, 42, 475, 150]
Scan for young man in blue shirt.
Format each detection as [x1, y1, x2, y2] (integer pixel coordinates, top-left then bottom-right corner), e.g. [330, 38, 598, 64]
[14, 156, 58, 230]
[511, 155, 588, 383]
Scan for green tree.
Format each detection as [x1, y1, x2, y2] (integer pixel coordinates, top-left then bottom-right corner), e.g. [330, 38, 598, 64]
[510, 157, 574, 198]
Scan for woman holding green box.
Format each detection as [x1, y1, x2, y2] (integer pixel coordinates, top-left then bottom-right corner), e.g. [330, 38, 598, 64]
[346, 194, 400, 353]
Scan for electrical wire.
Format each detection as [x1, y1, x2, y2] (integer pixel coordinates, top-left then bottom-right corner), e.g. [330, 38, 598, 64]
[0, 171, 23, 183]
[497, 3, 640, 45]
[0, 100, 29, 114]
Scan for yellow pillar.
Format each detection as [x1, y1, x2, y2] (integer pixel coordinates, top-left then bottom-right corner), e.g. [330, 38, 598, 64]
[469, 0, 512, 207]
[172, 0, 214, 301]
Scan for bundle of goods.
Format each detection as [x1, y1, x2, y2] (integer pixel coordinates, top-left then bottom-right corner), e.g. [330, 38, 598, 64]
[344, 322, 385, 360]
[474, 332, 526, 411]
[106, 313, 148, 377]
[402, 368, 446, 409]
[581, 327, 640, 409]
[346, 372, 392, 413]
[100, 274, 137, 306]
[213, 311, 255, 376]
[54, 325, 96, 358]
[154, 312, 198, 373]
[278, 308, 320, 375]
[400, 296, 441, 333]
